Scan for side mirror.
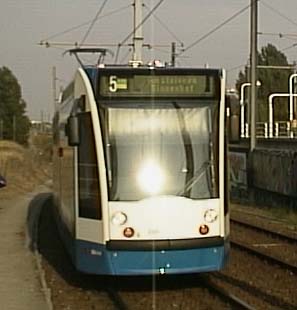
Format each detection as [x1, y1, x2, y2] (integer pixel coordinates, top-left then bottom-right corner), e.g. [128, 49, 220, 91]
[0, 175, 6, 188]
[66, 115, 80, 146]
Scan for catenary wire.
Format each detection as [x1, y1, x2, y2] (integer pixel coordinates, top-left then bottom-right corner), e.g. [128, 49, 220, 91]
[258, 32, 297, 39]
[120, 48, 133, 63]
[178, 3, 251, 57]
[143, 2, 183, 46]
[41, 5, 131, 42]
[281, 42, 297, 52]
[79, 0, 109, 46]
[261, 1, 297, 28]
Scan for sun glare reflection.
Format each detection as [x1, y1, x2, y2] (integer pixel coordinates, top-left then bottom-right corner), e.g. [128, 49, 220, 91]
[137, 160, 165, 195]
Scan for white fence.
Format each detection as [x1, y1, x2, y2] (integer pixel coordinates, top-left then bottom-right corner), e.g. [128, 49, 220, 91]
[241, 121, 297, 138]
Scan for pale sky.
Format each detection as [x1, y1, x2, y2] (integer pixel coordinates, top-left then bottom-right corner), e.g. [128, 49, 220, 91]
[1, 0, 297, 120]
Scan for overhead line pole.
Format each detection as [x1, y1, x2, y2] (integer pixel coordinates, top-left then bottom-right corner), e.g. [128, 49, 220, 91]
[116, 0, 164, 64]
[171, 42, 176, 66]
[250, 0, 258, 151]
[52, 66, 57, 112]
[132, 0, 143, 64]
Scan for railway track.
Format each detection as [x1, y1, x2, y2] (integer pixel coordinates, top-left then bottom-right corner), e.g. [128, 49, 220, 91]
[230, 217, 297, 273]
[106, 285, 129, 310]
[37, 198, 241, 309]
[231, 239, 297, 274]
[211, 272, 297, 310]
[231, 217, 297, 243]
[201, 276, 256, 310]
[223, 244, 297, 309]
[103, 275, 254, 310]
[36, 197, 296, 309]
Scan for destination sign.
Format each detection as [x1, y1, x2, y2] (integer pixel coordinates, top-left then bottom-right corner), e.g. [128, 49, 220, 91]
[99, 74, 217, 98]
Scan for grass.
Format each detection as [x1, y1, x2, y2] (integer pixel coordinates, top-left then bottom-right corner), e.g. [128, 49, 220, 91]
[0, 137, 52, 199]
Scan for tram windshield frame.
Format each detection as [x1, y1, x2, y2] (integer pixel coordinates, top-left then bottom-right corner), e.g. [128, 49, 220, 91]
[96, 69, 222, 202]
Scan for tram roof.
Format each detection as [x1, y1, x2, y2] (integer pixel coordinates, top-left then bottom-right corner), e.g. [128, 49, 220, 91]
[82, 64, 223, 76]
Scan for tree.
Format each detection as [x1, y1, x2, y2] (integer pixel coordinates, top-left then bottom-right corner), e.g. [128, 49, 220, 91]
[0, 67, 30, 144]
[236, 43, 293, 122]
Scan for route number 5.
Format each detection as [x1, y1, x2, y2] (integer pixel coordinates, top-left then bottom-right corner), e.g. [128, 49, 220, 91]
[109, 76, 117, 92]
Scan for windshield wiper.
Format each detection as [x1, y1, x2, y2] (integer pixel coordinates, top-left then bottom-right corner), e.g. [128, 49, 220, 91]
[177, 161, 211, 196]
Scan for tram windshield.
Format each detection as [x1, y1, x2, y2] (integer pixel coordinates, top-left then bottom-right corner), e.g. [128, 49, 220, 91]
[100, 102, 219, 201]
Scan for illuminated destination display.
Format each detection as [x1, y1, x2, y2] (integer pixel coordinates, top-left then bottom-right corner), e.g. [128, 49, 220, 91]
[99, 74, 217, 98]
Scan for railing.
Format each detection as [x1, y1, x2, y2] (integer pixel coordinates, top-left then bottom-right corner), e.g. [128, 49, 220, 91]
[256, 122, 268, 138]
[242, 121, 297, 139]
[274, 121, 291, 138]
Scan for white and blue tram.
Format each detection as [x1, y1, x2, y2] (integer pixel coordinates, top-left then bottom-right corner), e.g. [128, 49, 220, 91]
[53, 58, 229, 275]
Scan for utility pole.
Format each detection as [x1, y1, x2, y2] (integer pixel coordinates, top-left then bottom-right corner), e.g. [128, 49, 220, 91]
[132, 0, 143, 64]
[294, 61, 297, 119]
[250, 0, 258, 151]
[52, 66, 57, 112]
[171, 42, 176, 67]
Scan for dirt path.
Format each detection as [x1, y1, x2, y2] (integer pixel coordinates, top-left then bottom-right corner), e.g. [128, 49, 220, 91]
[0, 186, 51, 309]
[0, 138, 53, 309]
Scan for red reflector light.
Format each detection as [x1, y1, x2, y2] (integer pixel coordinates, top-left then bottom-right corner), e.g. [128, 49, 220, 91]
[199, 224, 209, 235]
[123, 227, 135, 238]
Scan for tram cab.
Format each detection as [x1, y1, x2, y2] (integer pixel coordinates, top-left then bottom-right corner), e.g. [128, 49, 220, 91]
[53, 64, 229, 275]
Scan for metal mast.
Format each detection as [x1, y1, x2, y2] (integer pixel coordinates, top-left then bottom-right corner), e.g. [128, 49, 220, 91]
[171, 42, 176, 66]
[250, 0, 258, 151]
[132, 0, 143, 64]
[52, 66, 57, 111]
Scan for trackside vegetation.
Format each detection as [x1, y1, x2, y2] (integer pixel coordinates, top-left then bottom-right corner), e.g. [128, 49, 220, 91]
[0, 66, 30, 145]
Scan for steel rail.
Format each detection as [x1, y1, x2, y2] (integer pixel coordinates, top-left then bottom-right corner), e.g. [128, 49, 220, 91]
[212, 272, 297, 310]
[106, 286, 130, 310]
[201, 276, 256, 310]
[230, 218, 297, 243]
[231, 240, 297, 274]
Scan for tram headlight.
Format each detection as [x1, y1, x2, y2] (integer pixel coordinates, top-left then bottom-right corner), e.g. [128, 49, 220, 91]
[111, 212, 127, 226]
[137, 161, 165, 195]
[204, 209, 218, 223]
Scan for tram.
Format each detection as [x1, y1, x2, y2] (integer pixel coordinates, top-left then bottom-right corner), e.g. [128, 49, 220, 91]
[52, 52, 229, 275]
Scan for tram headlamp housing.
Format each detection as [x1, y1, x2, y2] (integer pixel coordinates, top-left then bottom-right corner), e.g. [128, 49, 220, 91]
[111, 212, 127, 226]
[204, 209, 218, 223]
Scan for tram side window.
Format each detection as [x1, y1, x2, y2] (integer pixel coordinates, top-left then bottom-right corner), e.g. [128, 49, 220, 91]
[78, 112, 102, 220]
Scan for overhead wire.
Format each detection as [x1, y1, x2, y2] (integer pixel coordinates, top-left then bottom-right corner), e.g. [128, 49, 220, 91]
[79, 0, 109, 47]
[281, 43, 297, 52]
[178, 3, 251, 57]
[260, 2, 297, 59]
[258, 32, 297, 39]
[115, 0, 166, 63]
[261, 1, 297, 28]
[258, 32, 297, 52]
[41, 5, 131, 42]
[143, 2, 183, 46]
[120, 48, 133, 63]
